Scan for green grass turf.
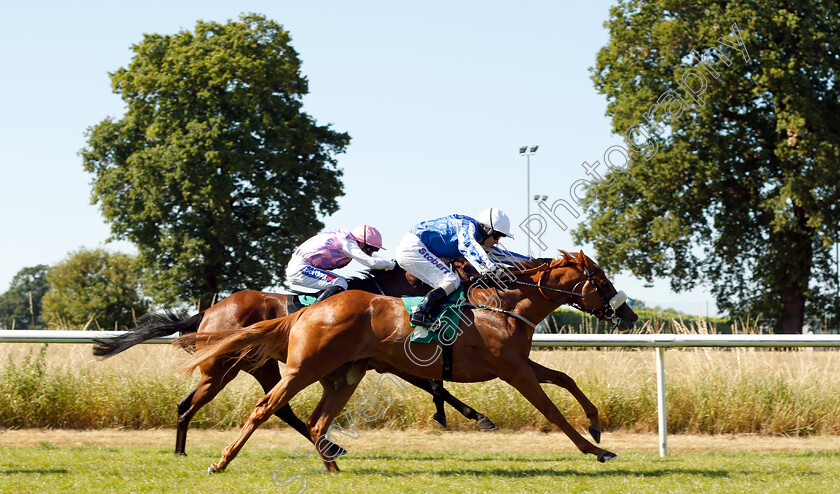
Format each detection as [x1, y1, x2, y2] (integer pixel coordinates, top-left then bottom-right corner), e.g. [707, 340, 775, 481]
[1, 442, 839, 494]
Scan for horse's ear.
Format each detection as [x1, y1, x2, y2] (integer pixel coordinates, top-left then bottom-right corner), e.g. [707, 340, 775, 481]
[577, 250, 587, 266]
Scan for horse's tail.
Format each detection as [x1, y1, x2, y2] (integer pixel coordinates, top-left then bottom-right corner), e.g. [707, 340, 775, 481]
[176, 309, 305, 375]
[92, 310, 204, 358]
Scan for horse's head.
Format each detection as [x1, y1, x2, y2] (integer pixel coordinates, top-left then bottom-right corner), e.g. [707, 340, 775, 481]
[543, 251, 638, 330]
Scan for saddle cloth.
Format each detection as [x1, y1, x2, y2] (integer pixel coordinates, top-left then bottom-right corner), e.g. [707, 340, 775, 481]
[288, 290, 468, 345]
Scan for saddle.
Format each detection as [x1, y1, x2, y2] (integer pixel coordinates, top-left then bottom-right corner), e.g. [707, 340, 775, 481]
[402, 287, 469, 344]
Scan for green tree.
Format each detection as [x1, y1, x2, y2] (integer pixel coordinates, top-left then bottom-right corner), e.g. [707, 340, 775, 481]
[41, 248, 146, 330]
[574, 1, 840, 333]
[0, 265, 49, 329]
[81, 13, 349, 308]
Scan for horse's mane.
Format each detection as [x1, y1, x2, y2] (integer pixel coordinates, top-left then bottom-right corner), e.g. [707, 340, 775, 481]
[346, 264, 407, 283]
[510, 250, 583, 272]
[552, 250, 583, 267]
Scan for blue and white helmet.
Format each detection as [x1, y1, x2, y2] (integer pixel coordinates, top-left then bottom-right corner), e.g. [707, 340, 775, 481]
[476, 208, 514, 239]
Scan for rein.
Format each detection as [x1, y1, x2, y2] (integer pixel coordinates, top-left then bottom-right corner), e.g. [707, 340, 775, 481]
[507, 262, 585, 300]
[466, 261, 581, 329]
[471, 259, 626, 328]
[511, 279, 585, 298]
[459, 302, 537, 329]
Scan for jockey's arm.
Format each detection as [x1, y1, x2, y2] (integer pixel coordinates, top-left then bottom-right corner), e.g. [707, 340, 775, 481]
[455, 219, 496, 275]
[342, 240, 396, 270]
[488, 245, 531, 266]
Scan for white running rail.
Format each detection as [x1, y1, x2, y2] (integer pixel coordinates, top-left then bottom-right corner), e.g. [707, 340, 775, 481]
[3, 330, 839, 457]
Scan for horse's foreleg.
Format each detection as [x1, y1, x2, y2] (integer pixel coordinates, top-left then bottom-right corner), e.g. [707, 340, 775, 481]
[431, 384, 447, 428]
[428, 379, 496, 431]
[528, 359, 602, 443]
[175, 365, 239, 456]
[388, 372, 450, 427]
[379, 367, 495, 430]
[499, 361, 615, 462]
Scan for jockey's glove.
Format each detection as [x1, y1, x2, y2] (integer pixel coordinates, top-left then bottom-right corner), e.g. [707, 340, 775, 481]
[492, 267, 516, 284]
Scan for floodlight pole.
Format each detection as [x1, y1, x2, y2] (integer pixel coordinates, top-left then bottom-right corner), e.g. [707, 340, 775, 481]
[534, 194, 548, 256]
[520, 145, 538, 257]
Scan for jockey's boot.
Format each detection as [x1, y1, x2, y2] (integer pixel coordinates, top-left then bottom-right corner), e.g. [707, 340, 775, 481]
[315, 285, 345, 303]
[410, 287, 447, 329]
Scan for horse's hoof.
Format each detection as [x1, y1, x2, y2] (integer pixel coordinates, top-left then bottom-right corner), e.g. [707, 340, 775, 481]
[332, 444, 348, 458]
[208, 464, 222, 474]
[477, 416, 497, 431]
[175, 451, 187, 457]
[598, 451, 617, 463]
[588, 426, 601, 444]
[433, 413, 447, 428]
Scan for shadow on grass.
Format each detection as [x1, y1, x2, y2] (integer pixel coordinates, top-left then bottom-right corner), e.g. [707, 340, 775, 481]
[0, 468, 69, 474]
[349, 467, 735, 478]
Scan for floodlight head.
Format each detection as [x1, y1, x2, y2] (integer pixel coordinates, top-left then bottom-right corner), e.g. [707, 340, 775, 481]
[533, 195, 540, 200]
[519, 146, 527, 154]
[530, 145, 539, 152]
[541, 195, 548, 201]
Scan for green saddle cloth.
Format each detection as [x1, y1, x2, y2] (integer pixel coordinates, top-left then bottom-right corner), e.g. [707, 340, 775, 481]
[402, 288, 468, 344]
[297, 290, 468, 345]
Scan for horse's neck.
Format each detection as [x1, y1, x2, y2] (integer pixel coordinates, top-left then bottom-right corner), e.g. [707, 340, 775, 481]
[504, 286, 560, 328]
[346, 276, 386, 295]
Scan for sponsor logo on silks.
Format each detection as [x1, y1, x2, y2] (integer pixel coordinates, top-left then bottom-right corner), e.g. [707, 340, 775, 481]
[419, 248, 452, 274]
[302, 265, 337, 282]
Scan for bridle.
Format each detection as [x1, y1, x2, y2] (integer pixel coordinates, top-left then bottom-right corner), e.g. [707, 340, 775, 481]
[501, 262, 627, 327]
[568, 266, 628, 326]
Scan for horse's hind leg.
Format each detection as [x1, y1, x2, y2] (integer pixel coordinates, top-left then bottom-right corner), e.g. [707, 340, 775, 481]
[529, 359, 602, 443]
[248, 360, 347, 458]
[211, 363, 328, 473]
[175, 361, 240, 456]
[306, 360, 370, 473]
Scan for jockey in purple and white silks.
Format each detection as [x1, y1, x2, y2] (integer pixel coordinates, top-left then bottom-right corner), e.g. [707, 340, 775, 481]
[395, 208, 515, 328]
[286, 225, 395, 302]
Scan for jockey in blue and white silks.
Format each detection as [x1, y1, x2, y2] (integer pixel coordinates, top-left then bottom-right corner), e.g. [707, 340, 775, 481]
[396, 208, 515, 328]
[286, 225, 395, 302]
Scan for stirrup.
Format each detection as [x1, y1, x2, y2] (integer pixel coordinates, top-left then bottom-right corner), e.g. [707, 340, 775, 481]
[411, 310, 437, 329]
[315, 285, 344, 303]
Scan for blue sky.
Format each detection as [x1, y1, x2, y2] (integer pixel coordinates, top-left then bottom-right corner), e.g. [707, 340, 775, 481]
[0, 0, 720, 316]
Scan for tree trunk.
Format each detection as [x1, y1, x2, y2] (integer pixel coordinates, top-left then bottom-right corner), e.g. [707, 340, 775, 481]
[199, 269, 220, 311]
[777, 292, 805, 334]
[774, 206, 813, 334]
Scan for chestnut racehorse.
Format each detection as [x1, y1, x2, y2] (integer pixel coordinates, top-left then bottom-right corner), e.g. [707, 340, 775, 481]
[181, 251, 637, 473]
[93, 263, 494, 457]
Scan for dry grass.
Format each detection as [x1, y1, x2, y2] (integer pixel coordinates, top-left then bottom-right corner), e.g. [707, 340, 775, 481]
[2, 342, 840, 435]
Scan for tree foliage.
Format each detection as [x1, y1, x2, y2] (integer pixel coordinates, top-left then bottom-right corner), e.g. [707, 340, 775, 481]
[41, 248, 146, 330]
[0, 265, 49, 329]
[81, 13, 349, 307]
[574, 1, 840, 333]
